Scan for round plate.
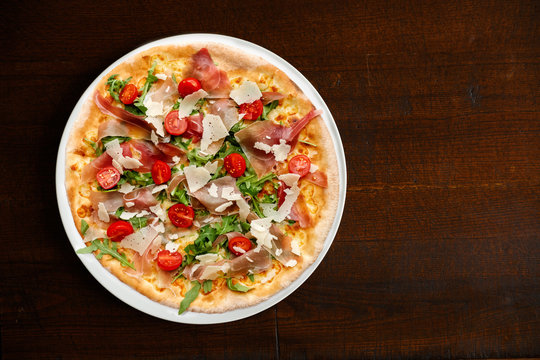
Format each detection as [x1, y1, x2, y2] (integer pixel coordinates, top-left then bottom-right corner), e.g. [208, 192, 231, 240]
[55, 34, 347, 324]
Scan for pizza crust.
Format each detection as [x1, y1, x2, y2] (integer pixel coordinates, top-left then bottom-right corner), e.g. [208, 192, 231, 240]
[65, 42, 340, 313]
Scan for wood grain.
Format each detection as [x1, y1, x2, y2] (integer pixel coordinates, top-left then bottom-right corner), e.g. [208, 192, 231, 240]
[1, 0, 538, 358]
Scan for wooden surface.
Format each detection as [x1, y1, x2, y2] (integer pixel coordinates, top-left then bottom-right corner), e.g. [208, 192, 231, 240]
[1, 0, 539, 358]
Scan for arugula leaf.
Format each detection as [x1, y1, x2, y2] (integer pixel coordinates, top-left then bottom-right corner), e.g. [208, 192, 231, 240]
[170, 186, 190, 205]
[203, 280, 213, 294]
[76, 238, 135, 269]
[156, 190, 167, 203]
[183, 225, 217, 264]
[299, 139, 317, 147]
[83, 138, 102, 156]
[171, 136, 192, 150]
[237, 172, 276, 198]
[106, 75, 132, 102]
[178, 281, 201, 315]
[226, 278, 251, 293]
[115, 207, 125, 217]
[261, 100, 279, 120]
[123, 104, 145, 116]
[129, 217, 148, 229]
[171, 73, 177, 84]
[133, 61, 158, 113]
[123, 170, 154, 186]
[214, 215, 240, 236]
[195, 209, 210, 217]
[172, 101, 180, 110]
[187, 148, 213, 167]
[81, 220, 89, 236]
[229, 120, 246, 134]
[248, 273, 255, 282]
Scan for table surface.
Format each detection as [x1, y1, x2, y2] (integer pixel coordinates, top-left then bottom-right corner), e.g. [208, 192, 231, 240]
[1, 0, 539, 359]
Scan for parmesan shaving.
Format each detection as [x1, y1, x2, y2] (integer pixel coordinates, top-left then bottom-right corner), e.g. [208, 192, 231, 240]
[230, 80, 262, 105]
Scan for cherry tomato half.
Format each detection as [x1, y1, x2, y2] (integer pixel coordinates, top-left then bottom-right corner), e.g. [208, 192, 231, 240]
[96, 166, 121, 189]
[178, 77, 202, 98]
[164, 110, 188, 136]
[168, 204, 194, 228]
[107, 220, 134, 242]
[288, 154, 311, 177]
[119, 84, 138, 105]
[151, 160, 171, 185]
[239, 99, 263, 120]
[228, 236, 252, 256]
[223, 153, 246, 178]
[157, 250, 183, 271]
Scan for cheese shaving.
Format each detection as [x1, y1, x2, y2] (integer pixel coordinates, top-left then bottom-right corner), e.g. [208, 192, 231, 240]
[184, 165, 211, 193]
[200, 114, 228, 153]
[215, 201, 233, 212]
[230, 80, 262, 105]
[177, 89, 208, 118]
[97, 202, 109, 222]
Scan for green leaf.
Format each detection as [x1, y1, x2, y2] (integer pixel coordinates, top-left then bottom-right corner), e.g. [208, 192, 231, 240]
[133, 61, 158, 114]
[261, 100, 279, 120]
[170, 186, 190, 205]
[123, 170, 154, 187]
[106, 75, 132, 102]
[187, 148, 213, 167]
[171, 136, 192, 150]
[76, 239, 135, 270]
[203, 280, 213, 294]
[81, 220, 89, 236]
[129, 217, 148, 229]
[299, 139, 317, 147]
[83, 138, 103, 156]
[178, 281, 201, 314]
[171, 73, 177, 84]
[123, 104, 145, 116]
[227, 278, 251, 293]
[229, 120, 246, 134]
[248, 273, 255, 282]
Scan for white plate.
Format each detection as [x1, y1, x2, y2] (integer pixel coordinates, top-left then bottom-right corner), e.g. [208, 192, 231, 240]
[55, 34, 347, 324]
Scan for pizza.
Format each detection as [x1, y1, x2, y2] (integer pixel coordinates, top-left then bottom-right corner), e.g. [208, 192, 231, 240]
[65, 42, 339, 314]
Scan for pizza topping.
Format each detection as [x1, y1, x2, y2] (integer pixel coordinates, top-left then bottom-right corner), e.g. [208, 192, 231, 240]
[96, 166, 121, 190]
[200, 114, 228, 153]
[209, 99, 239, 130]
[223, 153, 246, 178]
[119, 226, 159, 256]
[228, 236, 252, 256]
[195, 253, 219, 265]
[261, 91, 285, 105]
[303, 170, 328, 188]
[98, 119, 150, 142]
[107, 220, 134, 242]
[164, 110, 188, 136]
[119, 84, 138, 105]
[191, 176, 243, 215]
[105, 139, 143, 171]
[177, 77, 202, 98]
[123, 187, 158, 210]
[93, 91, 151, 131]
[168, 204, 194, 228]
[253, 139, 291, 163]
[184, 165, 211, 193]
[182, 114, 204, 142]
[288, 155, 311, 177]
[177, 89, 208, 119]
[189, 48, 231, 98]
[156, 250, 183, 271]
[230, 80, 262, 105]
[238, 100, 264, 120]
[97, 202, 110, 222]
[151, 160, 171, 185]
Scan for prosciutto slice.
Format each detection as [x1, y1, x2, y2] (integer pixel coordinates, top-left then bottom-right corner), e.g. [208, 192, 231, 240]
[268, 224, 300, 265]
[97, 119, 151, 141]
[89, 191, 124, 213]
[261, 91, 285, 105]
[124, 234, 161, 279]
[235, 109, 322, 178]
[183, 247, 272, 281]
[190, 176, 242, 215]
[122, 187, 158, 210]
[288, 202, 311, 228]
[188, 48, 231, 98]
[89, 187, 157, 216]
[303, 170, 328, 188]
[93, 91, 152, 131]
[210, 99, 239, 130]
[183, 114, 204, 142]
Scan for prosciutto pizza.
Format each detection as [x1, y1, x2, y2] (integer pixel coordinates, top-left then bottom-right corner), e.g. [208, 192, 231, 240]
[65, 42, 339, 314]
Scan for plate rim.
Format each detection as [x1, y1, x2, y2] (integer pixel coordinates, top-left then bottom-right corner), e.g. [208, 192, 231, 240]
[55, 33, 347, 324]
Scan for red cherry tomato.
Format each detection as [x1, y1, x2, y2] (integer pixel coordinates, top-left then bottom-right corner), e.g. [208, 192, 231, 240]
[239, 99, 263, 120]
[223, 153, 246, 178]
[156, 250, 183, 271]
[107, 220, 134, 242]
[151, 160, 172, 185]
[164, 110, 188, 136]
[168, 204, 194, 228]
[96, 166, 121, 189]
[178, 77, 202, 98]
[228, 236, 252, 256]
[119, 84, 138, 105]
[277, 180, 288, 207]
[288, 155, 311, 177]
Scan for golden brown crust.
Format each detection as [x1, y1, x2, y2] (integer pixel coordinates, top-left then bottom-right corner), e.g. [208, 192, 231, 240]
[65, 42, 339, 313]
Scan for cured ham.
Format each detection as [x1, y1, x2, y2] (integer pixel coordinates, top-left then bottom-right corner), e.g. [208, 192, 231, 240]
[188, 48, 231, 98]
[97, 119, 151, 141]
[122, 187, 158, 210]
[183, 247, 272, 281]
[190, 176, 243, 215]
[93, 91, 152, 131]
[125, 234, 161, 279]
[268, 224, 300, 265]
[303, 170, 328, 188]
[89, 191, 124, 213]
[288, 201, 311, 228]
[209, 99, 239, 130]
[261, 91, 285, 105]
[183, 114, 204, 142]
[235, 109, 322, 178]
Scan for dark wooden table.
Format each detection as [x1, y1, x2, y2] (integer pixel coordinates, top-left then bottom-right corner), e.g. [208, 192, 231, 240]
[1, 0, 538, 358]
